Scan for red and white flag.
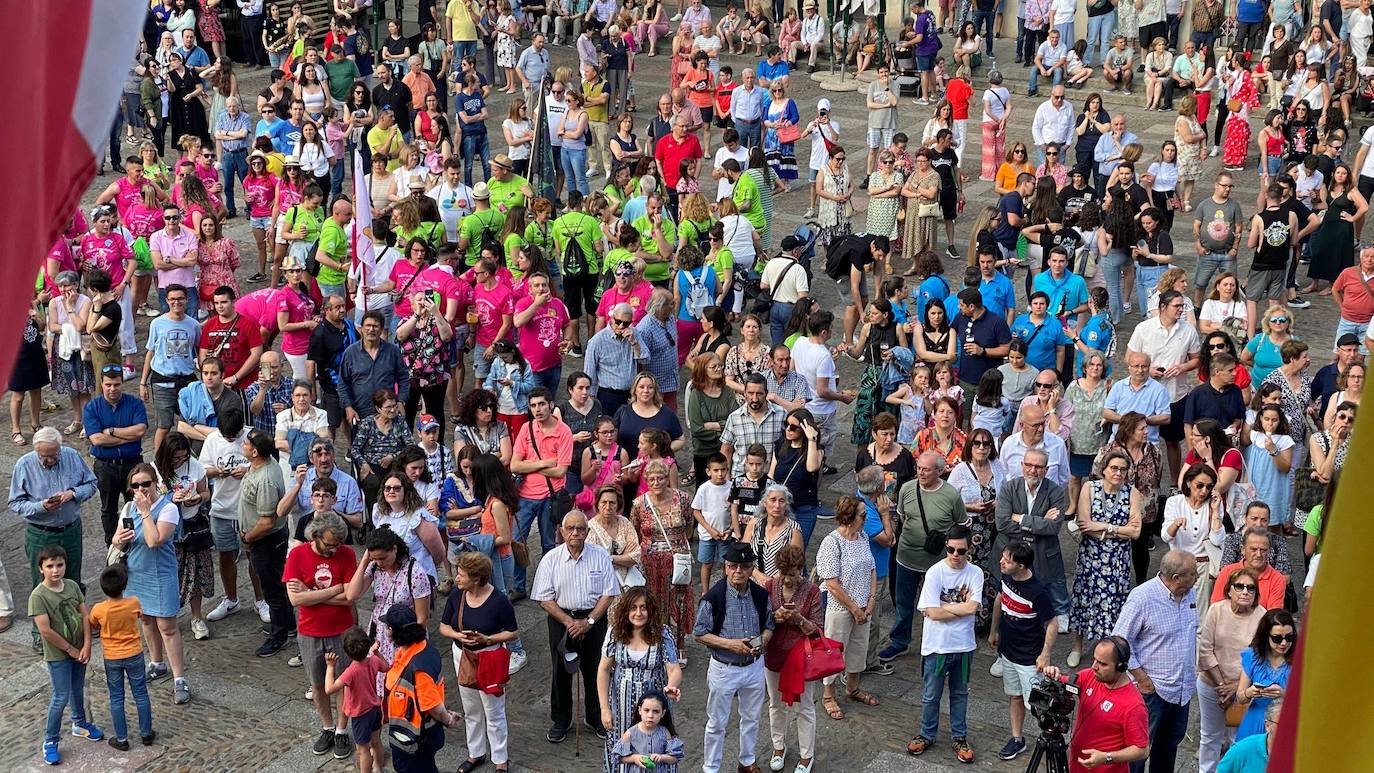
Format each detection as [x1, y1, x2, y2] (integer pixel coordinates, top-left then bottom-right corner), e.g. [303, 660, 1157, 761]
[0, 0, 145, 384]
[350, 148, 377, 316]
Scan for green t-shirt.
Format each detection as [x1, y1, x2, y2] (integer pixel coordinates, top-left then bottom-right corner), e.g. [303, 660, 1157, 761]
[679, 217, 713, 250]
[603, 247, 635, 276]
[459, 209, 508, 266]
[1303, 503, 1326, 555]
[524, 220, 554, 254]
[238, 461, 286, 535]
[631, 214, 678, 282]
[709, 246, 736, 276]
[324, 59, 361, 103]
[893, 480, 968, 572]
[395, 221, 446, 251]
[317, 217, 350, 285]
[504, 232, 527, 277]
[286, 204, 325, 245]
[486, 175, 530, 213]
[551, 212, 604, 275]
[732, 172, 765, 232]
[28, 579, 84, 662]
[366, 126, 402, 170]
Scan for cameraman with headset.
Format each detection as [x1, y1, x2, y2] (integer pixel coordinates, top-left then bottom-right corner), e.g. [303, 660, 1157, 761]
[1040, 636, 1150, 771]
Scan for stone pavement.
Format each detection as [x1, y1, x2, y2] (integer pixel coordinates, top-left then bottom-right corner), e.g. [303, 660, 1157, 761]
[0, 11, 1337, 771]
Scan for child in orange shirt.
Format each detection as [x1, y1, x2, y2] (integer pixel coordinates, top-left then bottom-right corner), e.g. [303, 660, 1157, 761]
[89, 564, 155, 750]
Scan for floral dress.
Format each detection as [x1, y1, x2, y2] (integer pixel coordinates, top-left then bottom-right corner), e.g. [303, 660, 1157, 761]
[197, 0, 226, 42]
[1093, 440, 1163, 524]
[1222, 69, 1260, 168]
[197, 238, 240, 297]
[864, 169, 903, 241]
[723, 343, 772, 404]
[902, 168, 941, 257]
[1175, 115, 1204, 181]
[365, 559, 432, 696]
[495, 14, 519, 68]
[817, 166, 853, 246]
[400, 316, 451, 389]
[601, 626, 679, 773]
[1069, 480, 1134, 640]
[631, 490, 696, 646]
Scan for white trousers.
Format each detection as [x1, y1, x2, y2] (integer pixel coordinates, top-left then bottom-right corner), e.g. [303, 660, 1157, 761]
[1195, 676, 1235, 773]
[0, 556, 13, 617]
[458, 683, 509, 764]
[702, 658, 766, 773]
[764, 669, 816, 760]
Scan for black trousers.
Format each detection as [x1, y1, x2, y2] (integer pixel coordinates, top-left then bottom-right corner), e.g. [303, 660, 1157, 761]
[404, 381, 449, 441]
[1131, 517, 1165, 585]
[248, 529, 296, 640]
[240, 13, 267, 66]
[547, 611, 608, 728]
[94, 457, 141, 545]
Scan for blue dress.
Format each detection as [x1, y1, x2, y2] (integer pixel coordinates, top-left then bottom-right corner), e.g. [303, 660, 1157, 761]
[124, 499, 182, 618]
[1236, 648, 1291, 740]
[611, 724, 684, 773]
[1243, 435, 1294, 527]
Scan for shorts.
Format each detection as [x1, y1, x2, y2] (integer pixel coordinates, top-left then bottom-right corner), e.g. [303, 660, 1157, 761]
[1069, 452, 1095, 478]
[697, 536, 727, 564]
[551, 145, 563, 172]
[473, 342, 494, 380]
[351, 705, 382, 745]
[211, 516, 241, 553]
[563, 273, 600, 319]
[999, 655, 1040, 705]
[915, 54, 935, 71]
[1161, 398, 1187, 443]
[867, 128, 894, 150]
[149, 384, 180, 430]
[298, 633, 352, 687]
[275, 216, 290, 246]
[940, 191, 959, 222]
[836, 273, 870, 307]
[813, 409, 839, 455]
[321, 390, 344, 432]
[250, 215, 272, 231]
[1246, 268, 1287, 301]
[714, 113, 734, 130]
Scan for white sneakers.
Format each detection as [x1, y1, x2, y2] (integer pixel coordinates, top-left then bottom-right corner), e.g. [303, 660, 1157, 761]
[205, 597, 240, 622]
[989, 659, 1004, 677]
[508, 651, 528, 675]
[255, 600, 271, 623]
[190, 617, 210, 640]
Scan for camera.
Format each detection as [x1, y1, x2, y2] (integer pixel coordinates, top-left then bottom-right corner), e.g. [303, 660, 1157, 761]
[1027, 672, 1079, 736]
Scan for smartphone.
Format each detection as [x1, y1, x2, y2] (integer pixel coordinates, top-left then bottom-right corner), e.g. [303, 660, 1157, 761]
[783, 602, 796, 611]
[746, 634, 764, 650]
[122, 516, 135, 531]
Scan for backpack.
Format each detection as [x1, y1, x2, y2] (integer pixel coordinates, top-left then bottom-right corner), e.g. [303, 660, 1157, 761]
[682, 219, 711, 253]
[477, 215, 502, 261]
[823, 236, 855, 281]
[683, 267, 712, 319]
[562, 222, 590, 277]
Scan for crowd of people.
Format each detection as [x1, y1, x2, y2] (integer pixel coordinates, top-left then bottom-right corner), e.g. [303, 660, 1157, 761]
[3, 0, 1365, 771]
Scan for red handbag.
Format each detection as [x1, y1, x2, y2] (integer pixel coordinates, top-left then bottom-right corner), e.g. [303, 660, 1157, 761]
[801, 635, 846, 682]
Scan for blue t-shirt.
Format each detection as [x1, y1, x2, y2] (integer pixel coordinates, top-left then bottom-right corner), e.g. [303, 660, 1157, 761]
[676, 266, 719, 321]
[1010, 313, 1068, 372]
[916, 274, 951, 322]
[457, 91, 488, 136]
[1074, 313, 1115, 377]
[979, 272, 1018, 320]
[255, 118, 294, 153]
[756, 58, 791, 83]
[861, 496, 890, 580]
[992, 192, 1024, 250]
[1031, 270, 1089, 327]
[146, 315, 201, 377]
[1235, 0, 1265, 23]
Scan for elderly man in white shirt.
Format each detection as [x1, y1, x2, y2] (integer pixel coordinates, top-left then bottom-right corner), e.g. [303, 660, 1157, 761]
[999, 402, 1071, 488]
[1031, 85, 1075, 166]
[791, 1, 827, 73]
[1126, 289, 1201, 477]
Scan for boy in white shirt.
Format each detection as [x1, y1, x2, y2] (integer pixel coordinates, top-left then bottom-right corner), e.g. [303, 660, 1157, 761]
[691, 452, 733, 589]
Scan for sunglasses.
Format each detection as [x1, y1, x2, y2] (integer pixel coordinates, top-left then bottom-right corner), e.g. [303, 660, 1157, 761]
[130, 480, 156, 489]
[612, 318, 631, 327]
[1270, 317, 1289, 323]
[101, 364, 125, 376]
[1230, 583, 1257, 592]
[383, 484, 404, 493]
[1209, 343, 1230, 350]
[1269, 633, 1297, 643]
[1045, 151, 1059, 156]
[1035, 382, 1056, 389]
[945, 546, 968, 556]
[970, 439, 993, 448]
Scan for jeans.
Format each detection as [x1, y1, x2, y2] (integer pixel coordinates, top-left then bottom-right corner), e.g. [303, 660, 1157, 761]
[1337, 317, 1370, 353]
[1190, 30, 1216, 52]
[886, 564, 926, 652]
[105, 653, 153, 741]
[513, 496, 557, 593]
[1135, 264, 1165, 316]
[248, 529, 295, 641]
[561, 146, 589, 196]
[221, 148, 249, 215]
[329, 156, 345, 197]
[1132, 692, 1190, 773]
[1028, 65, 1063, 93]
[1054, 21, 1073, 45]
[1085, 13, 1113, 66]
[1046, 573, 1070, 616]
[1194, 252, 1237, 293]
[974, 11, 996, 54]
[1015, 17, 1027, 61]
[793, 503, 819, 549]
[46, 659, 90, 744]
[1102, 248, 1131, 322]
[532, 365, 562, 394]
[1166, 13, 1182, 48]
[736, 119, 762, 149]
[769, 301, 794, 345]
[318, 282, 346, 301]
[454, 40, 478, 62]
[920, 651, 971, 740]
[461, 133, 491, 186]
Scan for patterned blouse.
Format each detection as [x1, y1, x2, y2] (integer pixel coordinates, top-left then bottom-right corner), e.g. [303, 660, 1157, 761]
[399, 316, 450, 388]
[352, 414, 413, 467]
[197, 238, 240, 294]
[914, 426, 967, 470]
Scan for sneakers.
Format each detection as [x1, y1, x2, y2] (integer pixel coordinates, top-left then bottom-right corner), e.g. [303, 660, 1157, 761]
[906, 735, 933, 756]
[876, 644, 908, 663]
[247, 272, 268, 283]
[71, 721, 105, 741]
[946, 245, 958, 259]
[206, 597, 240, 622]
[255, 600, 271, 623]
[1288, 295, 1312, 309]
[953, 738, 975, 764]
[989, 658, 1003, 677]
[42, 741, 60, 765]
[333, 732, 353, 760]
[1066, 648, 1082, 667]
[547, 723, 570, 743]
[312, 728, 335, 755]
[509, 650, 528, 674]
[866, 661, 895, 676]
[305, 687, 313, 700]
[998, 736, 1027, 760]
[256, 637, 288, 658]
[261, 624, 297, 638]
[146, 662, 170, 682]
[1121, 89, 1133, 95]
[569, 345, 584, 358]
[802, 208, 816, 219]
[288, 654, 303, 667]
[122, 365, 136, 381]
[1209, 146, 1220, 158]
[190, 617, 210, 640]
[141, 305, 161, 318]
[173, 679, 191, 705]
[109, 737, 130, 751]
[586, 720, 610, 740]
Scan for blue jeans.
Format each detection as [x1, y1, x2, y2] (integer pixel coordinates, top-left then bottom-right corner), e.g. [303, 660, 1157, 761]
[561, 146, 589, 196]
[886, 564, 926, 652]
[793, 503, 819, 549]
[513, 496, 558, 593]
[104, 653, 153, 741]
[1165, 13, 1182, 48]
[1054, 21, 1073, 45]
[974, 11, 996, 54]
[461, 133, 491, 186]
[1028, 65, 1064, 93]
[221, 148, 249, 216]
[1193, 252, 1237, 293]
[533, 365, 562, 393]
[1337, 317, 1370, 354]
[318, 282, 345, 301]
[1047, 573, 1070, 616]
[1133, 692, 1190, 773]
[1190, 30, 1215, 51]
[454, 40, 478, 62]
[1135, 263, 1165, 316]
[1102, 248, 1131, 322]
[920, 651, 972, 740]
[1086, 12, 1115, 67]
[329, 155, 345, 197]
[769, 301, 794, 346]
[736, 119, 762, 149]
[1015, 17, 1027, 60]
[46, 659, 90, 744]
[158, 287, 199, 320]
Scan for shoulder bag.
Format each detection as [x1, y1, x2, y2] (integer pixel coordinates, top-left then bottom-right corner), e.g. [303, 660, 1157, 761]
[914, 482, 947, 556]
[454, 593, 513, 695]
[527, 420, 574, 539]
[646, 495, 692, 585]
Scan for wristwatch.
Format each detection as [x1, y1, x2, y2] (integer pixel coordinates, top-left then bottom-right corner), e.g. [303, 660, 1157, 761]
[1105, 752, 1114, 764]
[586, 616, 597, 626]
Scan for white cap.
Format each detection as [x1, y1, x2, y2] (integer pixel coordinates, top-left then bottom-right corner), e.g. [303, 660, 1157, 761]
[817, 98, 832, 111]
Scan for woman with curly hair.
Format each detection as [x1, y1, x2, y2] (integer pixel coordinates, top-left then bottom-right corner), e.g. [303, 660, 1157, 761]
[453, 388, 513, 467]
[596, 585, 683, 773]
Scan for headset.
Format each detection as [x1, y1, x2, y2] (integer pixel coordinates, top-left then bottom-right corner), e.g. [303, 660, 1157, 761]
[1103, 635, 1132, 673]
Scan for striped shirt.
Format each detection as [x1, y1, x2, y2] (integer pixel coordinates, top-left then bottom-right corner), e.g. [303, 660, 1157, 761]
[1112, 577, 1198, 705]
[530, 543, 620, 611]
[719, 403, 787, 477]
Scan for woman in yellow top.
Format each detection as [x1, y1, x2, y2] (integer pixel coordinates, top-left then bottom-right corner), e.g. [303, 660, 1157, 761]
[993, 142, 1034, 195]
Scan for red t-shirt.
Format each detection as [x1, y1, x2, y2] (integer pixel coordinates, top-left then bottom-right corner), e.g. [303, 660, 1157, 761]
[654, 132, 704, 188]
[336, 653, 384, 716]
[1183, 446, 1242, 472]
[282, 542, 359, 638]
[1068, 668, 1149, 773]
[946, 77, 974, 121]
[198, 314, 264, 386]
[1333, 267, 1374, 323]
[1198, 362, 1252, 391]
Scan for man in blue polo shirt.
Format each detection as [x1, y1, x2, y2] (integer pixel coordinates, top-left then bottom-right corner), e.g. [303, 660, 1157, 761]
[974, 247, 1018, 324]
[1032, 248, 1089, 327]
[83, 366, 149, 544]
[1182, 352, 1246, 436]
[1011, 292, 1070, 373]
[1101, 351, 1172, 443]
[953, 287, 1013, 411]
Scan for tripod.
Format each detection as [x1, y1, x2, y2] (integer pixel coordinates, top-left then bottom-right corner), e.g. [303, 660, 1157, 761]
[1023, 729, 1070, 773]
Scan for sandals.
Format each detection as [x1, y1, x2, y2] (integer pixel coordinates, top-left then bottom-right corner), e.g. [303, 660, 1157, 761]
[63, 422, 81, 436]
[847, 688, 879, 706]
[458, 755, 488, 773]
[11, 431, 26, 446]
[822, 694, 845, 719]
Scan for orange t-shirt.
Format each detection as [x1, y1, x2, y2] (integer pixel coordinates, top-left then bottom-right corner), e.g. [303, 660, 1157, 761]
[682, 69, 716, 110]
[89, 597, 143, 661]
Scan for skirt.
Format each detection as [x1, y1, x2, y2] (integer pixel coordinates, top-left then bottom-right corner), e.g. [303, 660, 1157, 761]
[765, 144, 799, 180]
[49, 351, 93, 397]
[1221, 114, 1252, 168]
[177, 544, 216, 606]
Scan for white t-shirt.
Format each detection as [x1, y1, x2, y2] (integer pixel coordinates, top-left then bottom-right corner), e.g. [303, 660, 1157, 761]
[164, 458, 207, 519]
[1360, 125, 1374, 178]
[808, 118, 840, 172]
[503, 118, 533, 160]
[198, 429, 250, 520]
[714, 145, 750, 201]
[718, 214, 758, 265]
[761, 255, 809, 304]
[429, 181, 476, 242]
[791, 336, 838, 415]
[545, 94, 569, 148]
[1199, 298, 1246, 326]
[349, 243, 402, 312]
[372, 507, 441, 578]
[275, 405, 330, 441]
[691, 480, 732, 540]
[917, 558, 984, 656]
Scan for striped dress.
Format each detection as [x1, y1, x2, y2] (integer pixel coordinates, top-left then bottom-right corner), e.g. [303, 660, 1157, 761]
[744, 168, 776, 250]
[601, 626, 679, 773]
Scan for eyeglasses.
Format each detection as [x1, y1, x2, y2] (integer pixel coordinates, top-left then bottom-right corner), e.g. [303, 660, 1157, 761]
[383, 484, 404, 493]
[1217, 182, 1232, 188]
[563, 525, 589, 533]
[166, 296, 187, 304]
[1105, 464, 1129, 473]
[612, 318, 631, 327]
[945, 546, 968, 555]
[130, 480, 155, 489]
[1269, 633, 1297, 643]
[1230, 583, 1257, 592]
[1014, 148, 1026, 154]
[1193, 481, 1216, 490]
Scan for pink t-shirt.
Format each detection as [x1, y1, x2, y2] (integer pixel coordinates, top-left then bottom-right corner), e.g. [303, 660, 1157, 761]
[411, 267, 460, 315]
[387, 260, 426, 318]
[336, 653, 384, 716]
[79, 231, 134, 285]
[278, 178, 306, 212]
[112, 176, 143, 221]
[149, 225, 200, 287]
[275, 285, 318, 355]
[473, 281, 515, 347]
[596, 280, 653, 327]
[460, 264, 515, 289]
[244, 173, 279, 218]
[514, 296, 570, 372]
[234, 288, 281, 332]
[124, 204, 165, 239]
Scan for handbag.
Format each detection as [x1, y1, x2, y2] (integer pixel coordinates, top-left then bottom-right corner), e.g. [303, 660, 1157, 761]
[622, 564, 648, 587]
[777, 121, 802, 145]
[1224, 697, 1246, 727]
[801, 634, 846, 681]
[751, 258, 798, 318]
[646, 496, 692, 585]
[1223, 455, 1259, 525]
[1293, 446, 1326, 514]
[917, 201, 941, 218]
[455, 595, 513, 695]
[914, 482, 947, 556]
[574, 443, 621, 512]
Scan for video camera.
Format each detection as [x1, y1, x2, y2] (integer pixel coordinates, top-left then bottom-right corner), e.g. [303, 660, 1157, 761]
[1027, 671, 1079, 736]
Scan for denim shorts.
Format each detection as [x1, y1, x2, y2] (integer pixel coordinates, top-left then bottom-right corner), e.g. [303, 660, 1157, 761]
[211, 516, 241, 553]
[149, 384, 180, 429]
[250, 215, 272, 230]
[915, 54, 935, 71]
[697, 536, 727, 564]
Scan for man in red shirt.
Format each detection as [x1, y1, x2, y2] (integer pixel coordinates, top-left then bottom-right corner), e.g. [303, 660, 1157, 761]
[1043, 637, 1150, 772]
[283, 502, 359, 759]
[198, 286, 264, 391]
[654, 115, 704, 219]
[1211, 528, 1286, 610]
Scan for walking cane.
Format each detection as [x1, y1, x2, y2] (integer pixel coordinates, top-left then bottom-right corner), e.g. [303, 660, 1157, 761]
[573, 668, 583, 757]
